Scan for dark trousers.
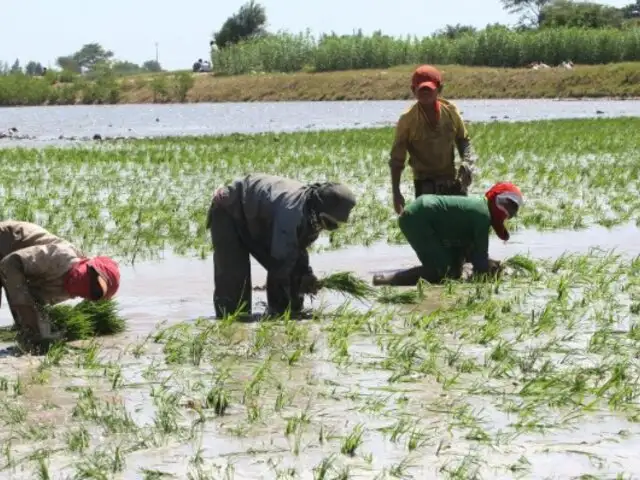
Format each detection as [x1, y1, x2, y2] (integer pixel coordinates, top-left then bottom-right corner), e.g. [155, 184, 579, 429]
[413, 178, 467, 198]
[209, 205, 306, 318]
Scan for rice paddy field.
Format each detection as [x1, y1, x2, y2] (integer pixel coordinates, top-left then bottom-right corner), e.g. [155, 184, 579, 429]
[1, 116, 640, 479]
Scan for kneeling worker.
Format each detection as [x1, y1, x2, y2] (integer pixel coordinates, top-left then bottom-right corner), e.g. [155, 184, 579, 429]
[0, 220, 121, 343]
[207, 173, 356, 318]
[374, 182, 523, 286]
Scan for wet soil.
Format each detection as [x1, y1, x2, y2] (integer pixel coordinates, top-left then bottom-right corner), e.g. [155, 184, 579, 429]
[1, 223, 639, 479]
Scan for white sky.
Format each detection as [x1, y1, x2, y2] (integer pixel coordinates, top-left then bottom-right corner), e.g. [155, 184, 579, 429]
[1, 0, 631, 71]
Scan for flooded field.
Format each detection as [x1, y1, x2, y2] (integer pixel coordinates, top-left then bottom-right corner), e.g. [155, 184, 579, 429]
[1, 98, 640, 148]
[1, 116, 640, 479]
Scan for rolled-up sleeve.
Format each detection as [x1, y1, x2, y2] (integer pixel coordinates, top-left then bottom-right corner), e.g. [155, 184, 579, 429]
[388, 115, 410, 170]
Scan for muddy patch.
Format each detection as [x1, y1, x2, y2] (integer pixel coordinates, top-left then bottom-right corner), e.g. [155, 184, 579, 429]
[1, 225, 640, 478]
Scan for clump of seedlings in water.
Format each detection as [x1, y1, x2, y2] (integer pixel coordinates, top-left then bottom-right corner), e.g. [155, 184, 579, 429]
[1, 120, 639, 479]
[1, 117, 638, 258]
[0, 299, 125, 346]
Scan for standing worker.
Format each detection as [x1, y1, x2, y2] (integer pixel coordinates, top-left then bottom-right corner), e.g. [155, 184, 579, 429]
[207, 173, 357, 318]
[373, 182, 523, 286]
[0, 220, 121, 345]
[389, 64, 479, 215]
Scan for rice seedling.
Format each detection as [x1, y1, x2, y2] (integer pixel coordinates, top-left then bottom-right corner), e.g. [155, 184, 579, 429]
[317, 271, 376, 300]
[1, 119, 640, 479]
[1, 117, 639, 261]
[0, 300, 125, 349]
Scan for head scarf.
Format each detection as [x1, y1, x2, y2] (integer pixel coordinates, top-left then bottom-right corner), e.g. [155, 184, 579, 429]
[64, 256, 121, 300]
[305, 182, 357, 231]
[485, 182, 524, 241]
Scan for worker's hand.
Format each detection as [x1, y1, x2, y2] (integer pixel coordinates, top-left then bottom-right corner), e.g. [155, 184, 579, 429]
[457, 163, 473, 190]
[299, 273, 320, 295]
[212, 186, 229, 205]
[488, 258, 503, 277]
[393, 192, 405, 215]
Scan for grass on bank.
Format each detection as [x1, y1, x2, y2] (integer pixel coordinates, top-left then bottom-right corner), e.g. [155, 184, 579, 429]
[1, 61, 640, 106]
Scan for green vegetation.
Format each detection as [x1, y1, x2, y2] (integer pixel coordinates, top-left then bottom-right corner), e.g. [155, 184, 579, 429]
[3, 61, 640, 105]
[211, 27, 640, 75]
[0, 116, 639, 477]
[1, 248, 640, 477]
[0, 300, 126, 346]
[1, 117, 638, 262]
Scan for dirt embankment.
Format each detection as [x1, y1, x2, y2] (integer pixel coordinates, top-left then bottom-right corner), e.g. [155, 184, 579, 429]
[118, 63, 640, 103]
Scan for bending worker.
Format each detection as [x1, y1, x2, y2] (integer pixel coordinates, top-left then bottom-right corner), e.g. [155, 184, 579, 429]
[0, 220, 121, 343]
[389, 64, 479, 215]
[207, 173, 356, 318]
[374, 182, 523, 286]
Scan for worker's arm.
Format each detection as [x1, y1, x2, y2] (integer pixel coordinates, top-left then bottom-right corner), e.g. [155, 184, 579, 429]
[270, 207, 303, 282]
[452, 109, 479, 190]
[468, 223, 491, 275]
[0, 245, 61, 340]
[388, 115, 410, 212]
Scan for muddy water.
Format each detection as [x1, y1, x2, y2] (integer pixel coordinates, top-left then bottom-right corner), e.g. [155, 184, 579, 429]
[1, 223, 640, 479]
[1, 221, 638, 334]
[1, 99, 639, 148]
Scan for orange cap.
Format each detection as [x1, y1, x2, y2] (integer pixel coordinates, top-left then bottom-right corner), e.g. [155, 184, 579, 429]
[411, 65, 442, 91]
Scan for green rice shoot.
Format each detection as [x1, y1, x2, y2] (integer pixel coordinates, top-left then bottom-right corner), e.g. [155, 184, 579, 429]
[317, 271, 376, 300]
[0, 300, 126, 344]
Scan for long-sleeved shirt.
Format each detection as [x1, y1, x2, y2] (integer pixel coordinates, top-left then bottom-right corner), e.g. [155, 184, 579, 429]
[0, 221, 82, 308]
[401, 195, 491, 273]
[388, 98, 478, 181]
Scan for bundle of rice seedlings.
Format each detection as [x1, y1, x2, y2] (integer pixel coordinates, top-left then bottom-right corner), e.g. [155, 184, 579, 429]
[503, 254, 540, 277]
[74, 299, 126, 336]
[317, 272, 375, 300]
[47, 303, 93, 341]
[45, 299, 126, 341]
[376, 286, 422, 304]
[253, 271, 376, 301]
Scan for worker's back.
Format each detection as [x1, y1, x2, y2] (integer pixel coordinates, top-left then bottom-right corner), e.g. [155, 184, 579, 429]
[0, 220, 68, 259]
[402, 194, 491, 248]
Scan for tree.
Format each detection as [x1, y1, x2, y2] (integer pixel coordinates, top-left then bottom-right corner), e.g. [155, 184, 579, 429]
[25, 61, 44, 76]
[111, 61, 142, 75]
[539, 0, 624, 28]
[57, 43, 114, 74]
[10, 59, 21, 74]
[501, 0, 553, 26]
[56, 56, 80, 73]
[213, 0, 267, 49]
[434, 24, 477, 39]
[142, 60, 163, 72]
[73, 43, 114, 71]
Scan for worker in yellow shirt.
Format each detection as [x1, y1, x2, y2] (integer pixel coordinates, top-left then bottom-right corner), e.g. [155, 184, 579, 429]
[388, 64, 479, 215]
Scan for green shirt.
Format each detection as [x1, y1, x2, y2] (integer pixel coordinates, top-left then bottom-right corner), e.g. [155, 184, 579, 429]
[402, 195, 491, 272]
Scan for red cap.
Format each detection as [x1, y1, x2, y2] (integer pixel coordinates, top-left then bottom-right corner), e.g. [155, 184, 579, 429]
[88, 256, 121, 299]
[412, 65, 442, 91]
[485, 182, 524, 241]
